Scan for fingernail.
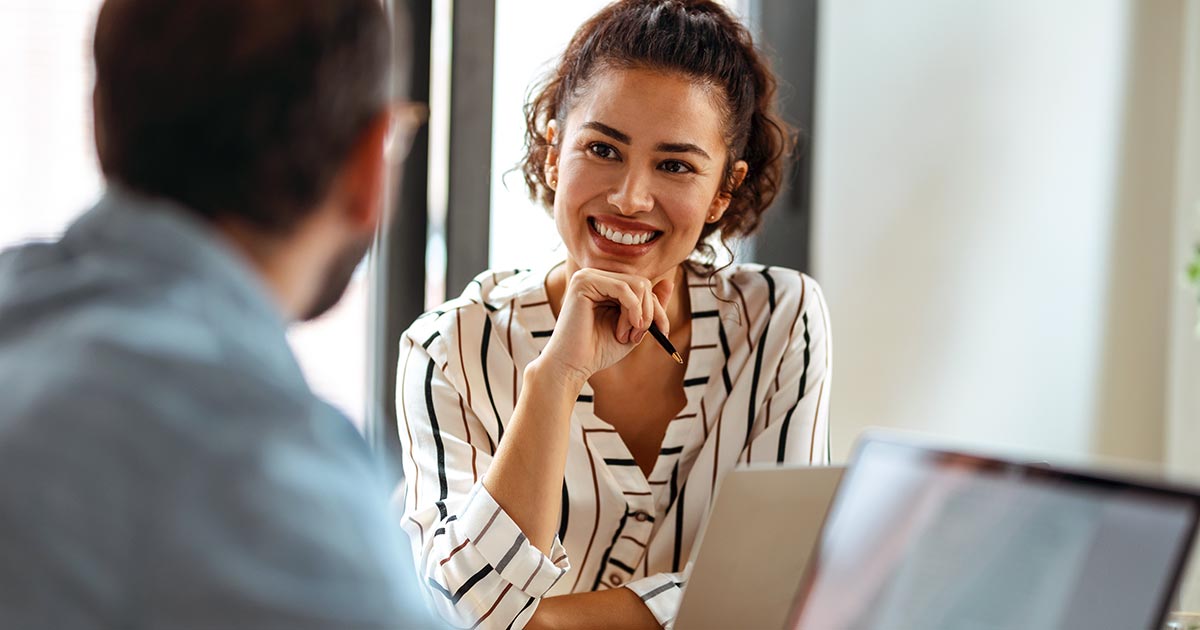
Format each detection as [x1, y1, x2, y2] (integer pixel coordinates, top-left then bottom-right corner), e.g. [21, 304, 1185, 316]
[636, 331, 647, 343]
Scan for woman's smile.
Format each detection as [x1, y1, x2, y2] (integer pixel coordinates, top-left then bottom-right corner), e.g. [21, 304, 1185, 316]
[587, 215, 664, 256]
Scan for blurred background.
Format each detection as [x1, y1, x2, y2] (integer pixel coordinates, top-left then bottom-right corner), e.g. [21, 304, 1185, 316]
[3, 0, 1200, 605]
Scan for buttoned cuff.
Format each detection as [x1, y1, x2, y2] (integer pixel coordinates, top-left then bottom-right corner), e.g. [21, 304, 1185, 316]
[460, 483, 570, 597]
[626, 572, 686, 629]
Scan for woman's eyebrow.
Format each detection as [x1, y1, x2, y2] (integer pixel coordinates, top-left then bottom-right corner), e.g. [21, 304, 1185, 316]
[655, 142, 711, 160]
[581, 121, 631, 144]
[581, 121, 711, 161]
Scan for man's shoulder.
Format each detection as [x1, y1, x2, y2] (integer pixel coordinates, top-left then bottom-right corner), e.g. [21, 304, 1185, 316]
[0, 284, 224, 383]
[0, 273, 310, 440]
[0, 285, 359, 501]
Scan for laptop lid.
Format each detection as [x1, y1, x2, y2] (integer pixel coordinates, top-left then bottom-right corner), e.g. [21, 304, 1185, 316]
[675, 465, 843, 630]
[787, 435, 1200, 630]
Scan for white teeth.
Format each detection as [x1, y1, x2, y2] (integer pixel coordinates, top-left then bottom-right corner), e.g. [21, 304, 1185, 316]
[593, 220, 655, 246]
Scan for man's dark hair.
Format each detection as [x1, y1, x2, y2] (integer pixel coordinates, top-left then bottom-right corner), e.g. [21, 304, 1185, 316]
[93, 0, 393, 233]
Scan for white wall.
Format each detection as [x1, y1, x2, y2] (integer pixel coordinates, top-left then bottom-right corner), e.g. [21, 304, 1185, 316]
[813, 0, 1186, 464]
[1166, 0, 1200, 611]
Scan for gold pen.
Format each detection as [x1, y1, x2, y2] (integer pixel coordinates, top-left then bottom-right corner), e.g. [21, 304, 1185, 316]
[648, 323, 684, 365]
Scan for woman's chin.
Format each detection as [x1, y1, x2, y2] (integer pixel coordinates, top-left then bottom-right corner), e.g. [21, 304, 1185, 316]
[571, 252, 678, 282]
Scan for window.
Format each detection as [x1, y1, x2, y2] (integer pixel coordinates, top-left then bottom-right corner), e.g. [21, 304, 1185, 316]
[286, 269, 370, 430]
[0, 0, 369, 430]
[0, 0, 104, 245]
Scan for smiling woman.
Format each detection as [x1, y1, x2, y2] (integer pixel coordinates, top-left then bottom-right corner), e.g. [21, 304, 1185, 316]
[542, 69, 746, 283]
[488, 0, 750, 274]
[394, 2, 830, 629]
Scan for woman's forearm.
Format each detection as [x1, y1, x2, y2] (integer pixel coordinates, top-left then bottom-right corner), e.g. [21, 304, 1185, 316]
[525, 588, 660, 630]
[481, 357, 587, 555]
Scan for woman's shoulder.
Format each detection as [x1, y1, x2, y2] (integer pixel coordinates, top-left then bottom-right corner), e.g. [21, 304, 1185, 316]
[701, 264, 830, 358]
[705, 263, 826, 317]
[402, 266, 547, 352]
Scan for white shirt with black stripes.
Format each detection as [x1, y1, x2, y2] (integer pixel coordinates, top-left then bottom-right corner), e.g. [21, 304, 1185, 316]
[395, 262, 832, 629]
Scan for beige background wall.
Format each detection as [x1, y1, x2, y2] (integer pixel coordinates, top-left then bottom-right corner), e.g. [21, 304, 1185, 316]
[1167, 0, 1200, 610]
[812, 0, 1187, 466]
[813, 0, 1200, 608]
[1168, 2, 1200, 481]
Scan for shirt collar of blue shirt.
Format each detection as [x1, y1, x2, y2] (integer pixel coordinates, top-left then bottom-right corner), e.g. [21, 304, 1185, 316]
[72, 184, 290, 332]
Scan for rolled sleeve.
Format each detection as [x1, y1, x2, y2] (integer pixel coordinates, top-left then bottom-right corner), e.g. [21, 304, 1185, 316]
[459, 483, 570, 598]
[408, 481, 570, 628]
[625, 571, 687, 629]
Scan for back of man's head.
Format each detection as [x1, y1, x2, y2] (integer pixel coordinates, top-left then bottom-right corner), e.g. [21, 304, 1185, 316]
[93, 0, 393, 234]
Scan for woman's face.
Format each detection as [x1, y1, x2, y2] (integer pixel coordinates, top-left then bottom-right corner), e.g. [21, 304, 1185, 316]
[545, 68, 745, 283]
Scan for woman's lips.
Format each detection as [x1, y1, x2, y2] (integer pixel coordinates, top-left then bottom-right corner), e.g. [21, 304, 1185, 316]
[587, 217, 663, 256]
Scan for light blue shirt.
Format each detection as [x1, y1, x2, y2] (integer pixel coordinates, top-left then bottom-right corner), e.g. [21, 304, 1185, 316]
[0, 189, 440, 629]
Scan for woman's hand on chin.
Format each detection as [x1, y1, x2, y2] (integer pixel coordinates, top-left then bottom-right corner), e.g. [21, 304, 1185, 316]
[538, 268, 672, 382]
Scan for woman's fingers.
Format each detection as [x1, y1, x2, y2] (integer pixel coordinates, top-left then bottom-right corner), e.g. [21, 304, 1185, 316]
[567, 268, 671, 349]
[651, 278, 674, 336]
[579, 270, 651, 327]
[650, 292, 669, 340]
[577, 272, 643, 344]
[577, 273, 642, 323]
[615, 308, 634, 344]
[639, 282, 654, 340]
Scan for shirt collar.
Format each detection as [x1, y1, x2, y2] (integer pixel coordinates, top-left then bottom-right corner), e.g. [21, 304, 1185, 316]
[69, 185, 290, 331]
[508, 260, 724, 423]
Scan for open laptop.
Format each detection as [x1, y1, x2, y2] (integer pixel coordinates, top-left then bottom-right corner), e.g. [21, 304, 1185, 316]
[675, 465, 844, 630]
[786, 435, 1200, 630]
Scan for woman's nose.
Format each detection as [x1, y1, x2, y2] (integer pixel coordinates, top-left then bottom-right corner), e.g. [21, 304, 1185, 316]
[607, 168, 654, 216]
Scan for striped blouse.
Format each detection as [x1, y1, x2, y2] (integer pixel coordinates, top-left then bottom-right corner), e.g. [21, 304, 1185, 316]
[394, 262, 832, 629]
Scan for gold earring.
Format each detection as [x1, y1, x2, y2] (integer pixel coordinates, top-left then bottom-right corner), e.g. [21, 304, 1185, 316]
[708, 214, 716, 221]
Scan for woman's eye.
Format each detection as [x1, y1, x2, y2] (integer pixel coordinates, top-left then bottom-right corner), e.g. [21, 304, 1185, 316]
[589, 143, 618, 160]
[660, 160, 693, 175]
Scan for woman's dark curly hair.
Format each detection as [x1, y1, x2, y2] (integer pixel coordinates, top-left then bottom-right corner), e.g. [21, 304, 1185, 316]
[520, 0, 796, 263]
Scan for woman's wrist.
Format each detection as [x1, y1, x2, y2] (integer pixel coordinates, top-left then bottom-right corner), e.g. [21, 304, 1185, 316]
[527, 354, 590, 394]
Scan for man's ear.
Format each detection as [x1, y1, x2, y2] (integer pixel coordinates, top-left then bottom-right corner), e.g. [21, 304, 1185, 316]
[544, 119, 559, 190]
[707, 159, 749, 223]
[337, 110, 393, 231]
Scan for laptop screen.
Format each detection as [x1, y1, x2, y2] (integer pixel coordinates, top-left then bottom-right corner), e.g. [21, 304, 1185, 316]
[787, 438, 1200, 630]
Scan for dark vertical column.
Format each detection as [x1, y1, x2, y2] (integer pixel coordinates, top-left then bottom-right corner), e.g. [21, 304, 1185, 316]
[367, 0, 432, 485]
[749, 0, 818, 272]
[443, 0, 496, 299]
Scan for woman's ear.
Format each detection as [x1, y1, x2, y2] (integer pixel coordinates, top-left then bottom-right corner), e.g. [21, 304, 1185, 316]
[544, 119, 560, 190]
[707, 159, 748, 223]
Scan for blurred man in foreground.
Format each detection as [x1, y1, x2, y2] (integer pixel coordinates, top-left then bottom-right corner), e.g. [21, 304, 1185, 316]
[0, 0, 437, 627]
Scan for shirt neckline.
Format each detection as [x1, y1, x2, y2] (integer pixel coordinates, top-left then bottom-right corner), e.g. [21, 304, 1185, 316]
[509, 262, 726, 488]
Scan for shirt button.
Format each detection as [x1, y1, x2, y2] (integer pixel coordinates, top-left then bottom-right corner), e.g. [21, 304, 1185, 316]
[632, 511, 650, 522]
[609, 573, 624, 587]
